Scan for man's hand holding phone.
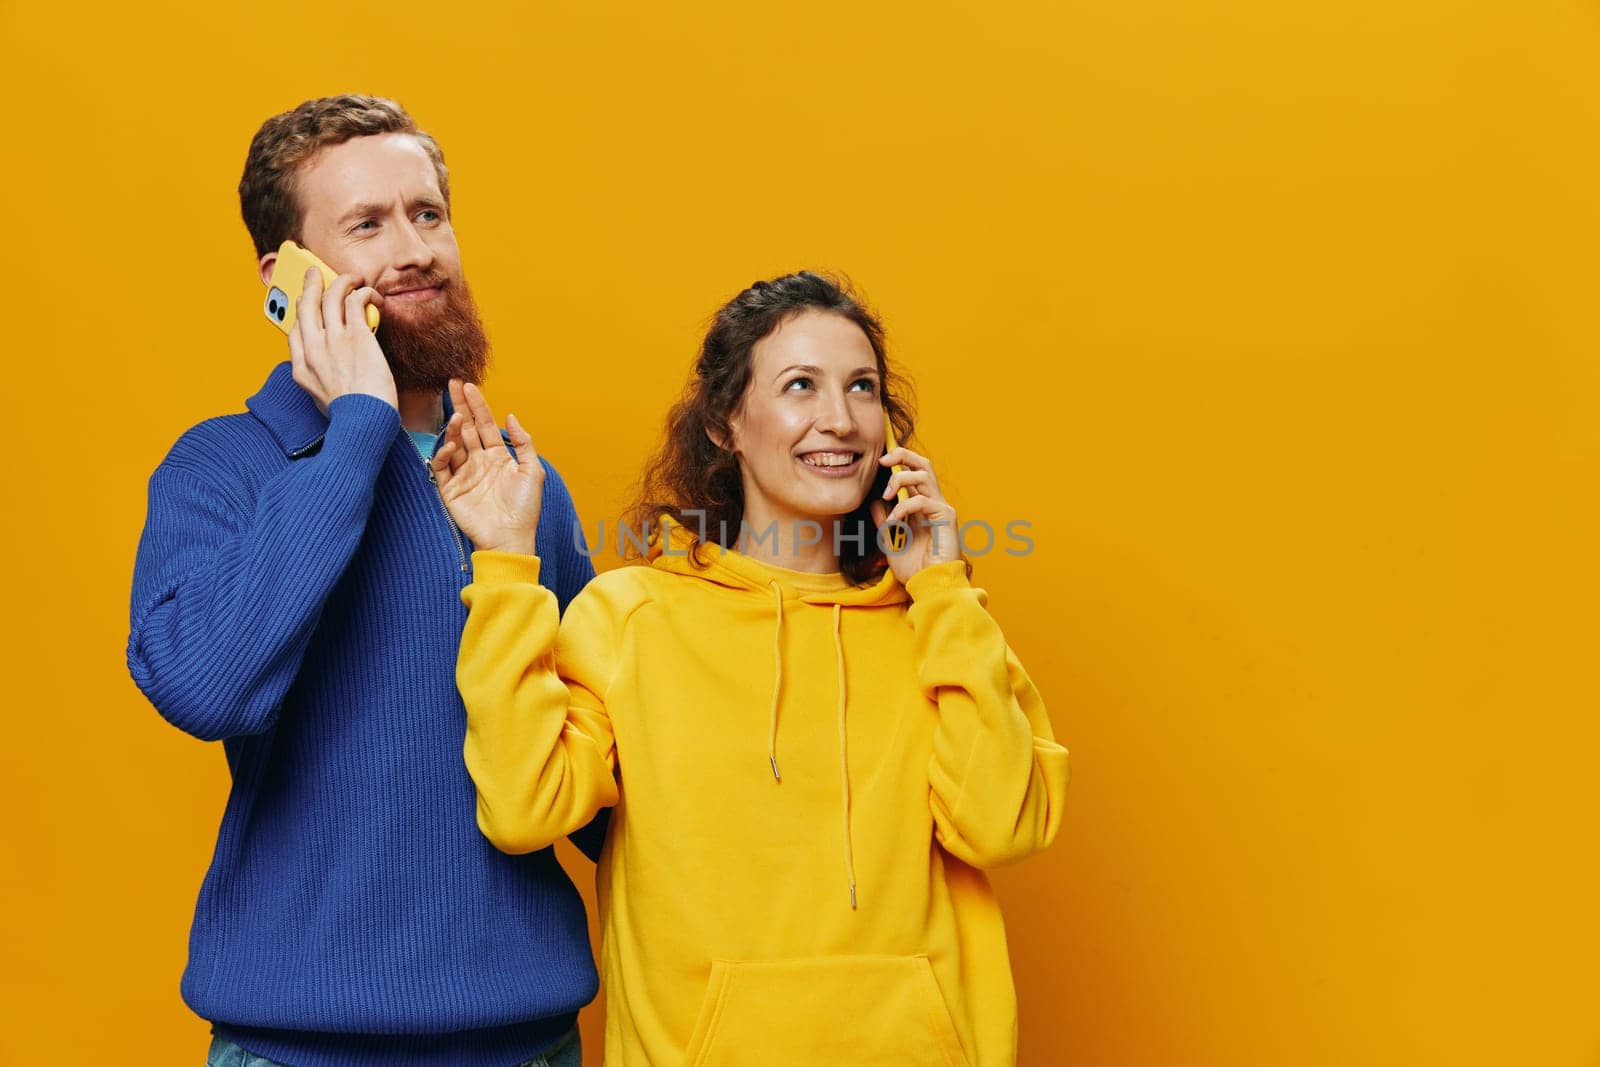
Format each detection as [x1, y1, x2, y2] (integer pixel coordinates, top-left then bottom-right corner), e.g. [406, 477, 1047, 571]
[286, 267, 396, 415]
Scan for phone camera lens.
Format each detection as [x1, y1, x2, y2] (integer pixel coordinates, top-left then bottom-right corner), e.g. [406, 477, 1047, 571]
[265, 286, 290, 324]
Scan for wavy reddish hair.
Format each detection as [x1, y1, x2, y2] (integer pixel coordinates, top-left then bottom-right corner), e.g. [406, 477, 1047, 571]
[238, 94, 449, 258]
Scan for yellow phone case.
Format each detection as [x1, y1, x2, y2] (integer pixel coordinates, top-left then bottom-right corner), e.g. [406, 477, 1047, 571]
[883, 411, 909, 551]
[263, 240, 381, 334]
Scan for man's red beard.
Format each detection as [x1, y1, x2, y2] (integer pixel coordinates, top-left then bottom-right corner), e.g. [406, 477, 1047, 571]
[375, 270, 491, 392]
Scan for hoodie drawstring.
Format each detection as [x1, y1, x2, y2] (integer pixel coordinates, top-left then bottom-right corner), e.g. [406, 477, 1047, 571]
[766, 582, 858, 909]
[767, 581, 784, 782]
[833, 603, 858, 910]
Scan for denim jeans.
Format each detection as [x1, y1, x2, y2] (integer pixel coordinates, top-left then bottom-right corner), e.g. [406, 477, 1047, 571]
[204, 1027, 582, 1067]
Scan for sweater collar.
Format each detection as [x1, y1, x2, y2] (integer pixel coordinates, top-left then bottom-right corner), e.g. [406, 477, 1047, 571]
[246, 361, 454, 458]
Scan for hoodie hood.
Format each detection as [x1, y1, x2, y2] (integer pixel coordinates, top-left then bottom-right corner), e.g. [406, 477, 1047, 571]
[645, 516, 910, 608]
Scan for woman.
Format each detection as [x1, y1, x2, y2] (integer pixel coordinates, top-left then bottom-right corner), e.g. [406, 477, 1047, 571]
[433, 272, 1069, 1065]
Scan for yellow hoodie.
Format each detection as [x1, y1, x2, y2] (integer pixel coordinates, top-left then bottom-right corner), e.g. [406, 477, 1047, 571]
[457, 522, 1069, 1066]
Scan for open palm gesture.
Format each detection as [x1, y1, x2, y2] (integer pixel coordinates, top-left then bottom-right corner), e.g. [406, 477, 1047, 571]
[432, 379, 543, 556]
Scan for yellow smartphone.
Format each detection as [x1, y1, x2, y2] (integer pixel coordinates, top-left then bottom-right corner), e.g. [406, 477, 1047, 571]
[882, 410, 909, 551]
[263, 240, 380, 334]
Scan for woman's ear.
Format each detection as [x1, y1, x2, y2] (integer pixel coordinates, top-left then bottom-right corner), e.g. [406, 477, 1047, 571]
[708, 413, 740, 454]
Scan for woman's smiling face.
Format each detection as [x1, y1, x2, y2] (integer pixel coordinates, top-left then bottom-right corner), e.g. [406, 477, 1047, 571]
[727, 309, 888, 533]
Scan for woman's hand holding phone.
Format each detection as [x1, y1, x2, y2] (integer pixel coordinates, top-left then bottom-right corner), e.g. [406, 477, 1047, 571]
[431, 379, 544, 556]
[286, 267, 396, 414]
[870, 445, 961, 582]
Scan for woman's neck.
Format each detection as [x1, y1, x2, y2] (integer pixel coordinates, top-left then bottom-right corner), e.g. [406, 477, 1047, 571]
[735, 505, 844, 574]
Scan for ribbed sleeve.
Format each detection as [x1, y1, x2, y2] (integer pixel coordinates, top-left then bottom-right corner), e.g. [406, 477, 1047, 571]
[123, 367, 600, 1067]
[127, 394, 398, 740]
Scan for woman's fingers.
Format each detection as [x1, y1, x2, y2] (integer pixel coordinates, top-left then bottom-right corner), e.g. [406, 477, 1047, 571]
[446, 379, 483, 451]
[886, 492, 955, 529]
[430, 441, 455, 486]
[506, 413, 540, 469]
[457, 400, 486, 453]
[881, 446, 932, 470]
[880, 448, 941, 498]
[437, 441, 465, 478]
[882, 468, 934, 500]
[462, 383, 504, 455]
[433, 415, 464, 474]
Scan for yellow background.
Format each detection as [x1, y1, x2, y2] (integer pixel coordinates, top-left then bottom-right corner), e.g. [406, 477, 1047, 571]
[3, 1, 1598, 1064]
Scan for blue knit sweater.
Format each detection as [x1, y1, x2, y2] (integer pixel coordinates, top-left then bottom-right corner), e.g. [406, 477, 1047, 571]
[127, 363, 602, 1067]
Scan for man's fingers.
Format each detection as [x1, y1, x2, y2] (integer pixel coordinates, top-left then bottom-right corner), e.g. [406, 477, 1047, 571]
[296, 269, 332, 376]
[287, 317, 310, 389]
[298, 268, 325, 336]
[346, 286, 381, 333]
[323, 272, 363, 330]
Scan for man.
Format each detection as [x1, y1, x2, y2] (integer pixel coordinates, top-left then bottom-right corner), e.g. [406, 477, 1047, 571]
[127, 95, 598, 1067]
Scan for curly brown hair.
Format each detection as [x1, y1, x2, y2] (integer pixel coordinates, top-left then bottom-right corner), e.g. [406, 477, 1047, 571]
[626, 271, 917, 585]
[238, 94, 449, 258]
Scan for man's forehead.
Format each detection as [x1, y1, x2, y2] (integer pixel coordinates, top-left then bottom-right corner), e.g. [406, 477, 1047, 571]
[298, 133, 442, 214]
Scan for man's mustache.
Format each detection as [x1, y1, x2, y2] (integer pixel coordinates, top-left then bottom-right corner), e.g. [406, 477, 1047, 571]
[380, 271, 450, 296]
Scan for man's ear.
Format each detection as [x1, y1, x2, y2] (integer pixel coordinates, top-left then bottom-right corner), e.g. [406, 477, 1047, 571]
[258, 251, 277, 287]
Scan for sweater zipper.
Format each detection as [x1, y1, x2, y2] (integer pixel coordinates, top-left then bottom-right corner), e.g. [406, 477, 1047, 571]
[423, 453, 470, 573]
[288, 435, 325, 460]
[292, 432, 467, 573]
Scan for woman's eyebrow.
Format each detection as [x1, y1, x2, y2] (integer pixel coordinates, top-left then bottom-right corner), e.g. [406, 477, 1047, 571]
[773, 364, 880, 381]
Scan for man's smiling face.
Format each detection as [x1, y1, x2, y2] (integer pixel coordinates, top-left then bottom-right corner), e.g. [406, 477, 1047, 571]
[260, 130, 489, 391]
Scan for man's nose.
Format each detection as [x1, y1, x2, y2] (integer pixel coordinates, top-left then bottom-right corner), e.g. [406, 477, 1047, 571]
[391, 218, 436, 272]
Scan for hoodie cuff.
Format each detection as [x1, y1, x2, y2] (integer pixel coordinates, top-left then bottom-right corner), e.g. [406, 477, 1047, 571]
[904, 559, 972, 601]
[469, 550, 544, 587]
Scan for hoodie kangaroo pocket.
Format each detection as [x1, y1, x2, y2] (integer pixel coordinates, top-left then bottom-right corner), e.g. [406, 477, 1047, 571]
[682, 954, 970, 1067]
